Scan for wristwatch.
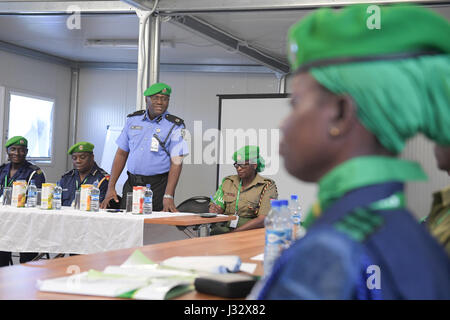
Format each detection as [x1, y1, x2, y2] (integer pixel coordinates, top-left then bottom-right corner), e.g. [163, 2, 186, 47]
[163, 194, 174, 199]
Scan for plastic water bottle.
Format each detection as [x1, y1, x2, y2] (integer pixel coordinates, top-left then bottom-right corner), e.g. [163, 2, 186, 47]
[53, 181, 62, 210]
[26, 180, 37, 208]
[264, 200, 290, 278]
[90, 180, 100, 212]
[143, 184, 153, 215]
[289, 195, 305, 240]
[279, 199, 293, 248]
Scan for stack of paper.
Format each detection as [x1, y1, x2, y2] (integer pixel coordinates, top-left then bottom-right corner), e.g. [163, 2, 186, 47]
[37, 251, 251, 299]
[37, 250, 195, 300]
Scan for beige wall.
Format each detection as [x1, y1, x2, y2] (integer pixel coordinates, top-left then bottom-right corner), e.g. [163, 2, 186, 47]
[0, 50, 72, 183]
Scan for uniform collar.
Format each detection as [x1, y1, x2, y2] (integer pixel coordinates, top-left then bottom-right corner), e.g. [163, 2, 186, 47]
[75, 162, 99, 178]
[433, 185, 450, 207]
[317, 156, 427, 211]
[143, 110, 168, 123]
[230, 173, 265, 189]
[5, 160, 30, 174]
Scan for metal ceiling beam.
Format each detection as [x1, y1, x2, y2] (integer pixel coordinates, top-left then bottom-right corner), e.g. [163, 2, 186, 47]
[0, 40, 76, 67]
[0, 1, 135, 14]
[79, 62, 274, 73]
[1, 0, 446, 14]
[171, 15, 289, 74]
[131, 0, 448, 13]
[0, 39, 275, 73]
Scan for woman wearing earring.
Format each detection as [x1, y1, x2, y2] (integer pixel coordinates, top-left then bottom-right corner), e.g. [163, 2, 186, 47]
[253, 4, 450, 299]
[209, 145, 278, 235]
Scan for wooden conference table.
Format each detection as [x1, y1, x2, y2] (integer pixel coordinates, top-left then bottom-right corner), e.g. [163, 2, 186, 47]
[0, 228, 265, 300]
[143, 212, 236, 237]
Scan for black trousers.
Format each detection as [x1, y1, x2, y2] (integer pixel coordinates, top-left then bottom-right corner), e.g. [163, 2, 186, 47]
[121, 171, 168, 212]
[0, 251, 38, 267]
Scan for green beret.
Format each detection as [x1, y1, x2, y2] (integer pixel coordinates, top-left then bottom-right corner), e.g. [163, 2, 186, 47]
[68, 142, 94, 155]
[287, 4, 450, 71]
[143, 82, 172, 96]
[233, 145, 265, 172]
[5, 136, 27, 149]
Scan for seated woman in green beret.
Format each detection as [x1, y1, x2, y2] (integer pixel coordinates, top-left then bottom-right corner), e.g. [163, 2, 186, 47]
[209, 145, 278, 235]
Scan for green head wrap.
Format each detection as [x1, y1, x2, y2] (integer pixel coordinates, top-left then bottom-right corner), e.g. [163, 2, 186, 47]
[287, 4, 450, 154]
[232, 145, 265, 172]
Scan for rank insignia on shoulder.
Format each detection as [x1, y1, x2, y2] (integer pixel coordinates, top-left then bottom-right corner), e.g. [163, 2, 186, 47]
[165, 114, 184, 126]
[127, 110, 146, 118]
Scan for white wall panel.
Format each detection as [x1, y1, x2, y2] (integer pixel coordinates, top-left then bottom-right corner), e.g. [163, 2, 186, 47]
[401, 135, 449, 220]
[0, 50, 71, 183]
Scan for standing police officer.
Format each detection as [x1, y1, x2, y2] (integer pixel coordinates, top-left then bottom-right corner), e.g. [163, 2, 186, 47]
[0, 136, 46, 267]
[59, 142, 110, 207]
[100, 83, 188, 212]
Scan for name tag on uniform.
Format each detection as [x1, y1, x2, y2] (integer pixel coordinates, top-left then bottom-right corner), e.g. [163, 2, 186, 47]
[131, 126, 142, 130]
[151, 137, 159, 152]
[229, 215, 239, 228]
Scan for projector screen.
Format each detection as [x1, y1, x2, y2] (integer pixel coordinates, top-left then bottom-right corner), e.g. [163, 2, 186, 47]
[217, 94, 317, 214]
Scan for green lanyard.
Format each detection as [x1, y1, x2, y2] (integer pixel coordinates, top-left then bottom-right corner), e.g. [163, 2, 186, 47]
[234, 180, 242, 215]
[4, 175, 14, 188]
[75, 176, 89, 191]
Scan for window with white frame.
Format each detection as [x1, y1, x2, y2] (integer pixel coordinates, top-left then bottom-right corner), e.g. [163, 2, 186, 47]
[7, 91, 54, 162]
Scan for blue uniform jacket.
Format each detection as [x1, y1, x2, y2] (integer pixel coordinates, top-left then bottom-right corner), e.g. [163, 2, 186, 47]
[58, 162, 109, 207]
[0, 161, 45, 195]
[116, 110, 189, 176]
[257, 182, 450, 299]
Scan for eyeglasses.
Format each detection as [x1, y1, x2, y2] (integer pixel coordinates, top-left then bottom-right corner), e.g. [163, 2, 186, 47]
[149, 95, 169, 103]
[233, 162, 251, 169]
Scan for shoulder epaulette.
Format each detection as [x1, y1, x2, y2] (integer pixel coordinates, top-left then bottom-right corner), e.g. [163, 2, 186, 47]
[165, 114, 184, 126]
[98, 167, 109, 177]
[28, 164, 40, 171]
[62, 169, 75, 176]
[333, 208, 384, 242]
[127, 110, 146, 118]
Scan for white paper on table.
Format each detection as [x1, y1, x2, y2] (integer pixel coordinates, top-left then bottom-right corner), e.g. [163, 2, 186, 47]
[240, 263, 257, 274]
[250, 253, 264, 261]
[37, 250, 196, 299]
[160, 255, 241, 274]
[36, 271, 148, 297]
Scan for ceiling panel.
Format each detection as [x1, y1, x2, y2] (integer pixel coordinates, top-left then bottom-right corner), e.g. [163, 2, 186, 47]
[0, 4, 448, 66]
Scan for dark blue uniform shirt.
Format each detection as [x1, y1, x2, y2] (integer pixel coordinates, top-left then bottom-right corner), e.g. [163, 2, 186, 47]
[0, 161, 45, 195]
[256, 182, 450, 299]
[58, 162, 109, 207]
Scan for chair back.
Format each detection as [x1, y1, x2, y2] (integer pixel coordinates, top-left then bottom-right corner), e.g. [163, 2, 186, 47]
[176, 196, 211, 214]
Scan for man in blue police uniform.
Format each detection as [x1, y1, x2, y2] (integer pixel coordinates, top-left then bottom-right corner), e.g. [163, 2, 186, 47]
[59, 142, 110, 207]
[100, 82, 188, 212]
[0, 136, 46, 267]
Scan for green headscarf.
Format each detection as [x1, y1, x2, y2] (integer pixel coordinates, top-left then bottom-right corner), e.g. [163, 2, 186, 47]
[287, 4, 450, 154]
[232, 145, 265, 172]
[311, 55, 450, 154]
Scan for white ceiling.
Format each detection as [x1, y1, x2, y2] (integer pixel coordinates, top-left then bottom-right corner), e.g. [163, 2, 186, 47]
[0, 3, 448, 69]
